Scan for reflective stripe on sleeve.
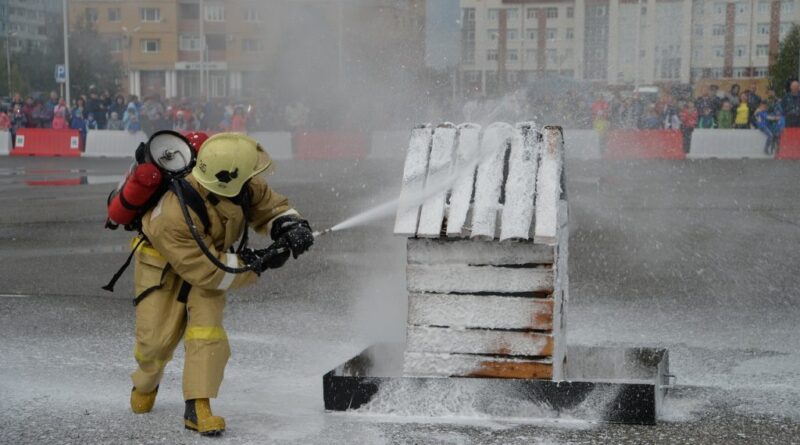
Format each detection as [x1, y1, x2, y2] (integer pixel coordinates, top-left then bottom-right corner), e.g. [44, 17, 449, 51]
[265, 208, 300, 234]
[216, 253, 239, 290]
[185, 326, 228, 342]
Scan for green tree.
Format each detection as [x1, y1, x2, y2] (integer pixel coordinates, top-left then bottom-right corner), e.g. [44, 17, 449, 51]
[9, 16, 122, 99]
[0, 41, 33, 96]
[769, 24, 800, 95]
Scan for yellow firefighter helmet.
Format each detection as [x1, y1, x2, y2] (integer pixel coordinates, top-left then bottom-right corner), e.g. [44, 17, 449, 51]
[192, 133, 273, 197]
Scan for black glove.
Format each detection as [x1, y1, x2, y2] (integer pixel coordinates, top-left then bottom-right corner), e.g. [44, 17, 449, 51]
[270, 215, 314, 259]
[240, 241, 290, 273]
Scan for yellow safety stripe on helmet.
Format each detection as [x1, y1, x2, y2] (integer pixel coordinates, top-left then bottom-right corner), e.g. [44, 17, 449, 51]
[130, 237, 165, 260]
[133, 346, 170, 368]
[184, 326, 228, 342]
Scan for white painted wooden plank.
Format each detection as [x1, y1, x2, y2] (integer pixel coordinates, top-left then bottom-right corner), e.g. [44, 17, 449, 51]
[470, 123, 514, 240]
[407, 326, 554, 357]
[533, 127, 563, 245]
[394, 126, 433, 236]
[500, 124, 541, 241]
[408, 293, 554, 330]
[551, 199, 569, 381]
[417, 125, 458, 237]
[407, 263, 553, 294]
[407, 238, 553, 266]
[446, 123, 481, 237]
[403, 352, 552, 379]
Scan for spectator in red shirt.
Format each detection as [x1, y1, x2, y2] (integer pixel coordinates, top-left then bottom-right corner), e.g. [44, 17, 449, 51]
[679, 101, 699, 153]
[0, 108, 10, 130]
[230, 107, 247, 133]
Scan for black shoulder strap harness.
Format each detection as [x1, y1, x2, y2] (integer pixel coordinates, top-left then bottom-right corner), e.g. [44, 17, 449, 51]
[104, 178, 251, 307]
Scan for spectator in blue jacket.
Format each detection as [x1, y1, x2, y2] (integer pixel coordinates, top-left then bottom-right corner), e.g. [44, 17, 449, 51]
[70, 108, 87, 142]
[754, 102, 784, 155]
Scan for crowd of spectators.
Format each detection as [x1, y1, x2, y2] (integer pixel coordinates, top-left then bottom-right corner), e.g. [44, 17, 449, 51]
[0, 86, 270, 148]
[587, 79, 800, 154]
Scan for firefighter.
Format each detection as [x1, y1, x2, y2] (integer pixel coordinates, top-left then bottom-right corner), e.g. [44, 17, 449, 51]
[128, 133, 314, 436]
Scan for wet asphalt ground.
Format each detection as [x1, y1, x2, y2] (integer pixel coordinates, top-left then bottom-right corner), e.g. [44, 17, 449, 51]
[1, 155, 799, 444]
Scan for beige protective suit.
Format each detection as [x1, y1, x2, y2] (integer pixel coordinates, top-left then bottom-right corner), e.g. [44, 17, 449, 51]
[131, 174, 296, 400]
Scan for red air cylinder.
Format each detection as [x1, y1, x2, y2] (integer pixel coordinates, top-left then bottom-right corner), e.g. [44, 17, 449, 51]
[107, 163, 163, 226]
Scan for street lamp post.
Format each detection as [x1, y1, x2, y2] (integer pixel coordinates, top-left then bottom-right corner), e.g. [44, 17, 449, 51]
[63, 0, 71, 106]
[5, 29, 12, 96]
[122, 25, 141, 94]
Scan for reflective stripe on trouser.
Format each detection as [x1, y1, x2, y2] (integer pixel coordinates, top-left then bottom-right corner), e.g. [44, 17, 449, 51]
[132, 262, 231, 400]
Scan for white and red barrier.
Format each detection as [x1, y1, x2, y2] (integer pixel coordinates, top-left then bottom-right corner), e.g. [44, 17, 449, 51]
[250, 132, 293, 160]
[688, 129, 772, 159]
[84, 130, 148, 158]
[563, 129, 601, 160]
[605, 130, 685, 160]
[777, 128, 800, 160]
[10, 128, 82, 157]
[370, 130, 410, 159]
[0, 130, 10, 155]
[294, 131, 368, 160]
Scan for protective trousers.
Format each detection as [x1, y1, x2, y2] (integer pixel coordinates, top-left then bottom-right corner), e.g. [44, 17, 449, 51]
[131, 251, 230, 401]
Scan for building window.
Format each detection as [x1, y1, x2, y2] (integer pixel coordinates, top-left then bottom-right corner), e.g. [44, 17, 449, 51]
[205, 4, 225, 22]
[546, 28, 556, 41]
[547, 49, 557, 65]
[692, 46, 702, 61]
[712, 24, 726, 36]
[756, 44, 769, 56]
[694, 25, 704, 36]
[714, 46, 724, 57]
[527, 8, 537, 19]
[780, 22, 792, 37]
[735, 45, 747, 57]
[590, 5, 607, 17]
[567, 6, 574, 18]
[714, 2, 726, 14]
[242, 38, 262, 52]
[758, 23, 770, 35]
[736, 1, 748, 13]
[733, 67, 747, 77]
[108, 8, 120, 22]
[755, 67, 769, 76]
[109, 37, 122, 53]
[243, 8, 262, 22]
[735, 24, 747, 36]
[507, 8, 519, 19]
[488, 49, 498, 61]
[488, 8, 500, 20]
[140, 39, 160, 53]
[179, 3, 199, 20]
[488, 29, 499, 41]
[546, 7, 558, 18]
[508, 49, 519, 61]
[85, 7, 98, 23]
[205, 34, 226, 51]
[140, 8, 161, 22]
[527, 28, 537, 40]
[179, 34, 202, 51]
[507, 29, 518, 40]
[781, 0, 795, 13]
[566, 28, 574, 40]
[758, 0, 770, 13]
[525, 49, 537, 62]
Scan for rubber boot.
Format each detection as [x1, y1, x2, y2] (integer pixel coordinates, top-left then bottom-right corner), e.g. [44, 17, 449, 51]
[184, 399, 226, 436]
[130, 386, 158, 414]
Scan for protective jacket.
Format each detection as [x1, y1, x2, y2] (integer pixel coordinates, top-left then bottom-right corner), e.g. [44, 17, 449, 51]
[131, 173, 298, 400]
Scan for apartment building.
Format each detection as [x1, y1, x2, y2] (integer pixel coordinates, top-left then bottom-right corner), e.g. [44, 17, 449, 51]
[690, 0, 800, 81]
[68, 0, 284, 99]
[459, 0, 696, 95]
[4, 0, 56, 52]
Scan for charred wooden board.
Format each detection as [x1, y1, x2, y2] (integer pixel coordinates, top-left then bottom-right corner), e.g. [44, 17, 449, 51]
[407, 238, 554, 266]
[408, 293, 554, 331]
[406, 326, 554, 357]
[407, 263, 554, 294]
[403, 351, 552, 379]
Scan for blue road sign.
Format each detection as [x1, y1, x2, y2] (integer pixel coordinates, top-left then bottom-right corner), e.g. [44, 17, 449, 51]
[55, 65, 66, 83]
